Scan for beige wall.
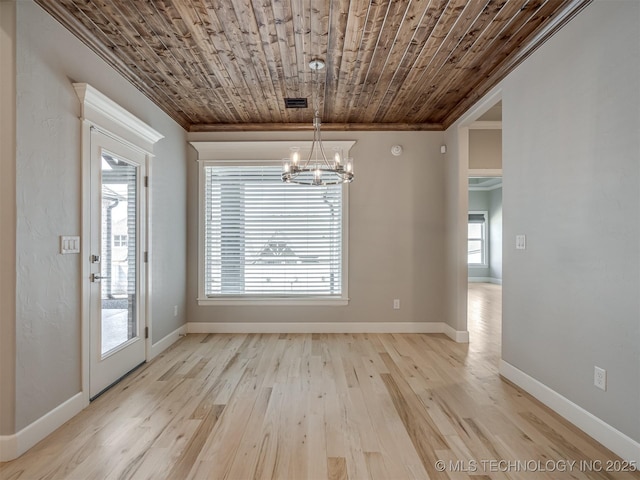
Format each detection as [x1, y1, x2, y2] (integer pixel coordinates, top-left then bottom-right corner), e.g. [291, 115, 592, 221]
[469, 129, 502, 170]
[443, 126, 469, 332]
[186, 130, 447, 325]
[0, 0, 17, 436]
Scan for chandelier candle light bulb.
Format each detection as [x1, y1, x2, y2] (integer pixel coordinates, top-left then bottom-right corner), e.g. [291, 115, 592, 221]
[290, 147, 300, 166]
[333, 149, 342, 167]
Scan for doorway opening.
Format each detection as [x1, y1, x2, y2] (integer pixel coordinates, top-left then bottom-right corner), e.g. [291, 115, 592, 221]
[468, 177, 502, 285]
[466, 100, 502, 346]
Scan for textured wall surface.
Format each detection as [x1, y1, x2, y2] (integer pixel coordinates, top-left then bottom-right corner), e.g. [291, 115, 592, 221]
[0, 0, 17, 436]
[16, 1, 83, 430]
[14, 0, 187, 430]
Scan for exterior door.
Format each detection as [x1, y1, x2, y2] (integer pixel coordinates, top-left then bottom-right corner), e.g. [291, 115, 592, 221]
[89, 130, 146, 398]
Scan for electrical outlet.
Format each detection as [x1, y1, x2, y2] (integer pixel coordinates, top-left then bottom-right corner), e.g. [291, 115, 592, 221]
[173, 305, 178, 317]
[594, 366, 607, 391]
[516, 234, 526, 250]
[393, 299, 400, 310]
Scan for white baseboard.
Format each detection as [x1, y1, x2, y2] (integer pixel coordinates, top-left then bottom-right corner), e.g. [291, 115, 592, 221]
[499, 360, 640, 464]
[443, 323, 470, 343]
[187, 321, 469, 343]
[468, 276, 491, 283]
[148, 324, 187, 361]
[0, 433, 16, 463]
[468, 277, 502, 285]
[0, 392, 86, 462]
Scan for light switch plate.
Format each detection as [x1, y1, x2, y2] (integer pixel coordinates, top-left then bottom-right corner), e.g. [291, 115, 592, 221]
[60, 236, 80, 254]
[516, 234, 526, 250]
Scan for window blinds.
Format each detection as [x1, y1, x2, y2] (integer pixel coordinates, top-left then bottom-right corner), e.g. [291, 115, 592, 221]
[468, 213, 486, 223]
[204, 165, 343, 297]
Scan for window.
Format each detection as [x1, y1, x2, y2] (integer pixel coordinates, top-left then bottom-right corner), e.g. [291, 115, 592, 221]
[113, 234, 128, 247]
[468, 212, 488, 266]
[199, 164, 348, 304]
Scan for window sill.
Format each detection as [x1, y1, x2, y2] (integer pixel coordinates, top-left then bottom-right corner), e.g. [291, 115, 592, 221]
[197, 297, 350, 307]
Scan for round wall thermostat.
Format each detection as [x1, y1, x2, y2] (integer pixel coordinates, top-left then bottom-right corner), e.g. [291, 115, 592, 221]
[391, 145, 403, 156]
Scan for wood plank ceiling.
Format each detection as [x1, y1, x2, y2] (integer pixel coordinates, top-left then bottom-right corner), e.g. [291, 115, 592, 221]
[35, 0, 591, 131]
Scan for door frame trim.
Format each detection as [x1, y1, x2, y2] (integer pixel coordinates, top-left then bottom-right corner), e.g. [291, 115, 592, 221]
[75, 83, 163, 403]
[450, 88, 502, 337]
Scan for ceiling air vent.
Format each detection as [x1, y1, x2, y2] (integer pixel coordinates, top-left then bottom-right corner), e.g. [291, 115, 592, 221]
[284, 97, 308, 108]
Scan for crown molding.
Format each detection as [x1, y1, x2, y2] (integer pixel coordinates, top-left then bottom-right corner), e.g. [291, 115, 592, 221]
[73, 83, 164, 148]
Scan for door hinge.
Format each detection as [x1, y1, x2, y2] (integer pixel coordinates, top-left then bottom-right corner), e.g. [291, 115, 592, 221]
[144, 176, 149, 187]
[144, 251, 148, 263]
[145, 326, 149, 339]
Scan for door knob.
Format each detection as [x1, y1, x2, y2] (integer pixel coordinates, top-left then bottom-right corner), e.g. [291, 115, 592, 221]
[91, 274, 110, 282]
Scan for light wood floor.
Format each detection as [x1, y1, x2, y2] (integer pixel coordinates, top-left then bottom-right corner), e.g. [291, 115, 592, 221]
[2, 283, 637, 479]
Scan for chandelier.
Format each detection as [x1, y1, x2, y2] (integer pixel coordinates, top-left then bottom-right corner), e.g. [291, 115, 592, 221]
[282, 59, 354, 186]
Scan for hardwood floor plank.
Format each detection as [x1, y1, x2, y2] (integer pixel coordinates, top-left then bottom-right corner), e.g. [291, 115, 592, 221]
[196, 395, 262, 478]
[366, 392, 428, 478]
[165, 404, 225, 480]
[224, 387, 273, 479]
[252, 383, 286, 480]
[307, 388, 329, 480]
[364, 451, 390, 480]
[380, 372, 450, 480]
[324, 391, 347, 459]
[327, 456, 348, 480]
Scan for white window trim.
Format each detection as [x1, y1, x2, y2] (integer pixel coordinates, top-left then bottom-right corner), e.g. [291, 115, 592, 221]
[191, 141, 355, 306]
[468, 210, 489, 268]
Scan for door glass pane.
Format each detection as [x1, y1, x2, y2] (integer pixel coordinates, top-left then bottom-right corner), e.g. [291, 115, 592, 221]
[101, 153, 137, 355]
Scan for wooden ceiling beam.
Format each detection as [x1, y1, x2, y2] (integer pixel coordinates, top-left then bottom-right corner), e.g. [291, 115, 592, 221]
[329, 0, 370, 123]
